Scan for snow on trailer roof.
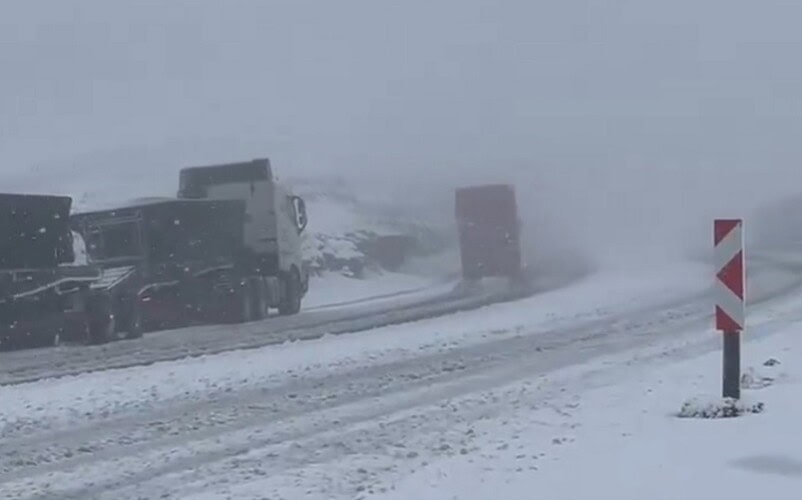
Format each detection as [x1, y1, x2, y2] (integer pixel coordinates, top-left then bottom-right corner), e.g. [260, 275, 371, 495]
[0, 192, 72, 202]
[72, 196, 240, 216]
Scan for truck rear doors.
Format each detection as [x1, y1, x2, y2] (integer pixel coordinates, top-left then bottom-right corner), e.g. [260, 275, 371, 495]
[455, 184, 522, 280]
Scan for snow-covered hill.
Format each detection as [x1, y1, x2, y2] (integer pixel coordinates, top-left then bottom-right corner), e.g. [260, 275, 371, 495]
[288, 176, 453, 277]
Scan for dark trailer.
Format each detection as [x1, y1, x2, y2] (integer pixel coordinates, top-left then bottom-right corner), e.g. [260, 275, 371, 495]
[0, 193, 74, 269]
[71, 197, 253, 333]
[0, 193, 108, 349]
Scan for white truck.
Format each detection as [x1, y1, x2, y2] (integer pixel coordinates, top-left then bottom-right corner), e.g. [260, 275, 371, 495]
[177, 158, 309, 316]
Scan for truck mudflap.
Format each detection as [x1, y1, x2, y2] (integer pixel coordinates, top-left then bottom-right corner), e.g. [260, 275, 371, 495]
[138, 284, 193, 332]
[300, 262, 310, 295]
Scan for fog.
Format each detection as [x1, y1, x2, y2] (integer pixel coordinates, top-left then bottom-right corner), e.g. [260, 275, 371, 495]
[3, 0, 802, 270]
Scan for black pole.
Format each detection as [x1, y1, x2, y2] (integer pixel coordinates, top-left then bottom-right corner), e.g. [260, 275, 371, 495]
[723, 331, 741, 399]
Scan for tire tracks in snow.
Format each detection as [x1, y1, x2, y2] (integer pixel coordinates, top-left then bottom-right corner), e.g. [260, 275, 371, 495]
[0, 279, 517, 387]
[0, 256, 590, 387]
[0, 287, 763, 498]
[2, 256, 802, 499]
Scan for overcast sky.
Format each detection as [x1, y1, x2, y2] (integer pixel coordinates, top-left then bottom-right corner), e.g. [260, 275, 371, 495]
[3, 0, 802, 263]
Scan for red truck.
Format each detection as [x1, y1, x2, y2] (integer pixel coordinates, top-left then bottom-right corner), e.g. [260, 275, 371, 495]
[455, 184, 523, 281]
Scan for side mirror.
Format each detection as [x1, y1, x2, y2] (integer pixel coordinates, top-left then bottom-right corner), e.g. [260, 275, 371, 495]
[291, 196, 308, 233]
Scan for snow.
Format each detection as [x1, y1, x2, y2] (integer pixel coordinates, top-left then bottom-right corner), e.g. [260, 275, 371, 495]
[298, 188, 377, 265]
[677, 395, 766, 419]
[300, 190, 444, 276]
[304, 193, 383, 239]
[70, 231, 88, 265]
[365, 284, 802, 500]
[303, 271, 444, 310]
[0, 262, 707, 442]
[6, 256, 802, 499]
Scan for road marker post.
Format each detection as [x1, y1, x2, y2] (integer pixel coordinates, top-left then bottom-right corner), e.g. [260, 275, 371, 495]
[714, 219, 745, 400]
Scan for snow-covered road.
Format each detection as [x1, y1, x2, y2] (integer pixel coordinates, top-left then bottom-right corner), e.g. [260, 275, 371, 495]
[373, 273, 802, 500]
[2, 257, 801, 499]
[302, 272, 447, 311]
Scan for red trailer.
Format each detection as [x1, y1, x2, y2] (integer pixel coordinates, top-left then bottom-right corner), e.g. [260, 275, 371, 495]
[455, 184, 522, 281]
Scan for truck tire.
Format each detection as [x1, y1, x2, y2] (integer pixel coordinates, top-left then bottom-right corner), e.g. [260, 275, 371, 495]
[50, 328, 62, 348]
[86, 293, 115, 345]
[250, 278, 268, 321]
[278, 268, 302, 316]
[227, 282, 253, 324]
[124, 298, 144, 339]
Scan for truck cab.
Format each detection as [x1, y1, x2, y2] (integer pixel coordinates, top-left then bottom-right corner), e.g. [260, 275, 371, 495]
[178, 158, 308, 314]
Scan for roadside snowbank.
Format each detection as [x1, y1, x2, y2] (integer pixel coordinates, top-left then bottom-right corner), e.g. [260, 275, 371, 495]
[374, 286, 802, 500]
[0, 262, 707, 437]
[291, 178, 452, 277]
[303, 271, 440, 310]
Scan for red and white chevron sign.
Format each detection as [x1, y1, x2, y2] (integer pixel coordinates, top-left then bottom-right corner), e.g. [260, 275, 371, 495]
[714, 219, 745, 331]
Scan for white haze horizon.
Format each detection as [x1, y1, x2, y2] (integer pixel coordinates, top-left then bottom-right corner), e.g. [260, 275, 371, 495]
[3, 0, 802, 271]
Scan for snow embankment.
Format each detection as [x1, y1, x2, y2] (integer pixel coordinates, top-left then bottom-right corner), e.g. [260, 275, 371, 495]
[303, 271, 443, 311]
[293, 178, 451, 278]
[372, 283, 802, 500]
[0, 262, 708, 439]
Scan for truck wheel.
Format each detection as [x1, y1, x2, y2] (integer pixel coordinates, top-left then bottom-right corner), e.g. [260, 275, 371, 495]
[278, 269, 302, 316]
[228, 283, 253, 324]
[250, 279, 268, 321]
[124, 299, 144, 339]
[87, 294, 115, 345]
